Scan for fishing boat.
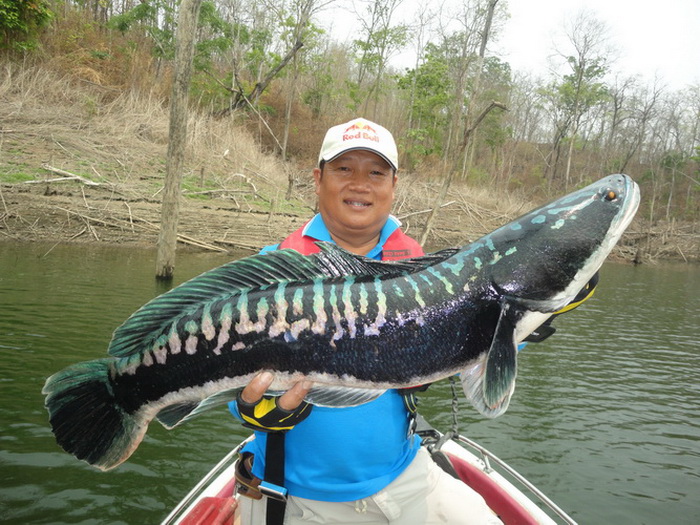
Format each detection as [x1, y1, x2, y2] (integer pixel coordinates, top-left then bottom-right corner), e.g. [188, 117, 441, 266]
[161, 417, 577, 525]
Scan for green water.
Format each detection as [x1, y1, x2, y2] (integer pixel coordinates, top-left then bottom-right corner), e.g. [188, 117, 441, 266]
[1, 242, 698, 524]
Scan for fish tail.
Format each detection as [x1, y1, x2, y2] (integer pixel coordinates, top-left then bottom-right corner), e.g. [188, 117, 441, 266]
[42, 359, 143, 470]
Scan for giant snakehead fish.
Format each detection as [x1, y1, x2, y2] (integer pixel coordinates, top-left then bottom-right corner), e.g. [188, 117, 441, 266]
[43, 174, 640, 470]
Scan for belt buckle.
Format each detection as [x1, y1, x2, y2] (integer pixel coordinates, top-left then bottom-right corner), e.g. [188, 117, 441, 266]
[259, 481, 288, 501]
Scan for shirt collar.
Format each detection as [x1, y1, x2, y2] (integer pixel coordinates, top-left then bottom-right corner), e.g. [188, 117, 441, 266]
[303, 214, 401, 260]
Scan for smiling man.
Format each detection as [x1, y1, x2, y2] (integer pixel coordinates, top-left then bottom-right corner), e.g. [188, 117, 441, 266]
[228, 118, 502, 525]
[313, 120, 402, 255]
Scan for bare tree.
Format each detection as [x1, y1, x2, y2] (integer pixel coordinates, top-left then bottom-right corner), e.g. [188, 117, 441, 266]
[617, 79, 662, 173]
[419, 0, 505, 246]
[155, 0, 204, 280]
[553, 9, 612, 189]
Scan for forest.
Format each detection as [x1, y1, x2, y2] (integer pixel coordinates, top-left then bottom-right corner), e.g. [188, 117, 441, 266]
[3, 0, 699, 230]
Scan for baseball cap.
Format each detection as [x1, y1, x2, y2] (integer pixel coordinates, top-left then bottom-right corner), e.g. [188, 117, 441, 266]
[318, 118, 398, 171]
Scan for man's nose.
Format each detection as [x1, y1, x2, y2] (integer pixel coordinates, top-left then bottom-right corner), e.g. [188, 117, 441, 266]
[347, 171, 371, 190]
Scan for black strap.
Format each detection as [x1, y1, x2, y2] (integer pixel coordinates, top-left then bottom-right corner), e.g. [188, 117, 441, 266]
[264, 432, 286, 525]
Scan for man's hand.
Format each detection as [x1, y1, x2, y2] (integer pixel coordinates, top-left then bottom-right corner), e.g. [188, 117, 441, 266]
[237, 372, 314, 432]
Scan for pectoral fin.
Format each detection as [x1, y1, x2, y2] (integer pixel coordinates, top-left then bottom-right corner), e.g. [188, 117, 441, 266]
[460, 303, 517, 418]
[484, 303, 518, 412]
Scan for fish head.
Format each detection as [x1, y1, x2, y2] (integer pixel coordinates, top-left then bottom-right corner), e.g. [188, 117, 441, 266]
[484, 174, 640, 315]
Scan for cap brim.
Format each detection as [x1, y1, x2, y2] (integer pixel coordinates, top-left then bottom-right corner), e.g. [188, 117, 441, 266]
[322, 147, 397, 171]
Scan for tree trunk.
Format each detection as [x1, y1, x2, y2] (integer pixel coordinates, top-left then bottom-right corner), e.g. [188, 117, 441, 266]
[419, 1, 502, 246]
[155, 0, 203, 280]
[419, 101, 507, 246]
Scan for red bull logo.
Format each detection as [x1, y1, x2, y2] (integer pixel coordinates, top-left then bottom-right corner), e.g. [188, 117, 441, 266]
[343, 121, 380, 142]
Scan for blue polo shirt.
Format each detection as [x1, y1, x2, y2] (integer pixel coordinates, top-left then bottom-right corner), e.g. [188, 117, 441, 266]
[229, 214, 421, 502]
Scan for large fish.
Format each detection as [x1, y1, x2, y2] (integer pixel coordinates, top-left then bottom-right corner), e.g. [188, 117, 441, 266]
[43, 174, 640, 470]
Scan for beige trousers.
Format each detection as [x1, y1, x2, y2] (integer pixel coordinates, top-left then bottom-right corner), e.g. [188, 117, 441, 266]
[237, 447, 503, 524]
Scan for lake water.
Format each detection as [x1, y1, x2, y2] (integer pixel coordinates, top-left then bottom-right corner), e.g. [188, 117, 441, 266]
[0, 242, 698, 524]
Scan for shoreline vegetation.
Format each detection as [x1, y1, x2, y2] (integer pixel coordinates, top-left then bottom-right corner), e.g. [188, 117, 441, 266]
[0, 66, 697, 264]
[2, 2, 699, 265]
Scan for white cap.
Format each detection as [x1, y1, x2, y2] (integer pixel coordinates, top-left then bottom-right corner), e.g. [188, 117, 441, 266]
[318, 118, 398, 171]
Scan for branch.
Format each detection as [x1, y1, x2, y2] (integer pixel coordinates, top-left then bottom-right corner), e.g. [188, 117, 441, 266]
[220, 40, 305, 115]
[458, 101, 508, 153]
[397, 201, 456, 220]
[247, 40, 304, 103]
[201, 68, 235, 94]
[25, 165, 103, 186]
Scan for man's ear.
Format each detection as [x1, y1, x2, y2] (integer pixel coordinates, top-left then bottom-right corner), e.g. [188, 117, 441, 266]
[313, 167, 322, 194]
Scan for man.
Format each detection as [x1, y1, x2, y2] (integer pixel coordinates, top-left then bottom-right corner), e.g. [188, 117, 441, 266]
[228, 118, 503, 524]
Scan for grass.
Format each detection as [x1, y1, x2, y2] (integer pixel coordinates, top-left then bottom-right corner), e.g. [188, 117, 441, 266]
[0, 171, 36, 183]
[0, 63, 294, 213]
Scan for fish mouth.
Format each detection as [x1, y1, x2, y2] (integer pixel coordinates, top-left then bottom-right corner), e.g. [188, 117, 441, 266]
[612, 174, 640, 234]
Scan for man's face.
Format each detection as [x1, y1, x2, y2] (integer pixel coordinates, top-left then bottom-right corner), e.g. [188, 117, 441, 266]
[314, 149, 397, 245]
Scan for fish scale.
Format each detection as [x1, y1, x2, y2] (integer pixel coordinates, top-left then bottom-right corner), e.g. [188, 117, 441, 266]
[43, 174, 640, 470]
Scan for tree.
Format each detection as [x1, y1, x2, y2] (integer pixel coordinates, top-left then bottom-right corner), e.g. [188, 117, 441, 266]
[419, 0, 505, 245]
[397, 43, 452, 163]
[549, 9, 612, 189]
[155, 0, 204, 280]
[609, 77, 662, 174]
[266, 0, 334, 161]
[349, 0, 408, 116]
[0, 0, 53, 51]
[300, 36, 337, 118]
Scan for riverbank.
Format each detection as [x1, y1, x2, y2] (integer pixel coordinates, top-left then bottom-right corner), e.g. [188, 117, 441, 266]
[0, 170, 532, 256]
[1, 65, 696, 263]
[3, 175, 697, 264]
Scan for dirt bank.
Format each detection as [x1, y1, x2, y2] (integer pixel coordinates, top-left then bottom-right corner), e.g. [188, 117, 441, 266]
[5, 176, 693, 264]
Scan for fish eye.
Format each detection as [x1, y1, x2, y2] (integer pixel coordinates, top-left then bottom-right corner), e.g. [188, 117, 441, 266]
[604, 190, 617, 201]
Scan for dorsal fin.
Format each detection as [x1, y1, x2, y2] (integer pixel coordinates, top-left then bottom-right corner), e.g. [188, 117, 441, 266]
[108, 249, 327, 357]
[108, 243, 457, 359]
[315, 242, 459, 276]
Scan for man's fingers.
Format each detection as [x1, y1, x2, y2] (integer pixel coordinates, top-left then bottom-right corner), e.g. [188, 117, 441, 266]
[278, 380, 314, 411]
[239, 373, 313, 410]
[240, 371, 274, 404]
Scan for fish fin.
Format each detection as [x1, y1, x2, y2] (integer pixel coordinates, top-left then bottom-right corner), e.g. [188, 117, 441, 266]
[108, 244, 456, 359]
[42, 359, 146, 471]
[156, 388, 243, 429]
[304, 385, 386, 407]
[483, 303, 518, 413]
[108, 248, 348, 358]
[155, 402, 200, 429]
[460, 304, 517, 418]
[315, 242, 459, 276]
[394, 247, 461, 266]
[460, 354, 495, 416]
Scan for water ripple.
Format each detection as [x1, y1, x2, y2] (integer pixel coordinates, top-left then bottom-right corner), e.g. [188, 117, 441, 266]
[1, 245, 699, 524]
